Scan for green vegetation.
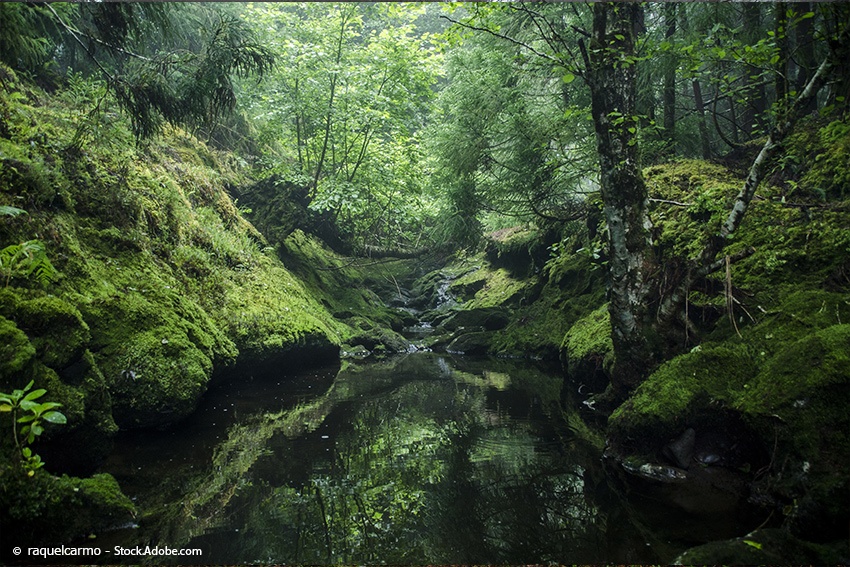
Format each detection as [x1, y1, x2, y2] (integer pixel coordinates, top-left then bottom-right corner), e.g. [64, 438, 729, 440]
[0, 380, 67, 474]
[1, 2, 849, 562]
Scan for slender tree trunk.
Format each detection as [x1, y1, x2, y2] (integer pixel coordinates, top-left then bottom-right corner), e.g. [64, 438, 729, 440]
[313, 10, 349, 190]
[662, 3, 677, 140]
[583, 3, 655, 398]
[294, 77, 304, 171]
[794, 3, 817, 115]
[775, 2, 789, 105]
[728, 88, 740, 144]
[692, 79, 712, 159]
[741, 3, 767, 137]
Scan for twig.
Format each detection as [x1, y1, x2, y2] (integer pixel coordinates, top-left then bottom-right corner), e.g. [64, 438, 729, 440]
[650, 198, 692, 207]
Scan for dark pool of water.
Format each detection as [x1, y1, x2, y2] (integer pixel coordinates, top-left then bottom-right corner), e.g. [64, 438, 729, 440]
[94, 353, 673, 564]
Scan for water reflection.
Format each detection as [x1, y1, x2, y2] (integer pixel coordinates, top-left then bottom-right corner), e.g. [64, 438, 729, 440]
[105, 353, 651, 564]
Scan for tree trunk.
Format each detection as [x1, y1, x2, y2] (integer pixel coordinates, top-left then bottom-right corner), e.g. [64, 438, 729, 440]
[775, 2, 789, 105]
[584, 3, 656, 398]
[692, 78, 712, 159]
[741, 3, 767, 138]
[313, 9, 349, 190]
[793, 2, 817, 115]
[662, 3, 677, 139]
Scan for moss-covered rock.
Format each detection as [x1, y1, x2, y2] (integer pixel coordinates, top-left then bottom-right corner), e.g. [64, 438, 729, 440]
[561, 304, 613, 392]
[0, 77, 343, 439]
[0, 315, 35, 379]
[446, 331, 492, 355]
[278, 229, 416, 350]
[608, 290, 850, 542]
[0, 463, 135, 547]
[0, 290, 90, 372]
[483, 225, 550, 276]
[489, 249, 605, 360]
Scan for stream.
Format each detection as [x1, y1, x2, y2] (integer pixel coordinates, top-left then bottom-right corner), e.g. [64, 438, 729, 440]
[87, 352, 696, 564]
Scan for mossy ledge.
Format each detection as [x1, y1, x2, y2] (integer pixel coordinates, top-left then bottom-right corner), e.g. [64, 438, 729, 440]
[0, 66, 350, 544]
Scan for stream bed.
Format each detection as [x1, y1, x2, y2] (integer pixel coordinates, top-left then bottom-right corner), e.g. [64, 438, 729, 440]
[89, 352, 711, 564]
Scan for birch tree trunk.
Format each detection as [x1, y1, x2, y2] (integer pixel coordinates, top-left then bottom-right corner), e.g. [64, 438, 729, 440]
[585, 3, 656, 398]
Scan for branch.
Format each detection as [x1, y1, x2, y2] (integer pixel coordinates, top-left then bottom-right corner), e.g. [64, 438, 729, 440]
[657, 24, 849, 328]
[45, 4, 151, 65]
[440, 14, 561, 66]
[718, 50, 835, 245]
[650, 198, 691, 207]
[44, 4, 116, 84]
[656, 246, 756, 325]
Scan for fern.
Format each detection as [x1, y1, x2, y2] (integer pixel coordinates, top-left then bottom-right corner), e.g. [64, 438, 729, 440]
[0, 240, 57, 288]
[0, 205, 27, 217]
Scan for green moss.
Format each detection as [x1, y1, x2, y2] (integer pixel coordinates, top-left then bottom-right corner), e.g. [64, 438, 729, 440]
[787, 117, 850, 200]
[483, 225, 547, 275]
[0, 315, 35, 379]
[489, 250, 605, 360]
[0, 291, 91, 370]
[739, 324, 850, 415]
[562, 303, 613, 368]
[610, 341, 758, 438]
[76, 473, 136, 523]
[278, 229, 411, 351]
[0, 462, 135, 544]
[450, 264, 527, 308]
[645, 159, 742, 260]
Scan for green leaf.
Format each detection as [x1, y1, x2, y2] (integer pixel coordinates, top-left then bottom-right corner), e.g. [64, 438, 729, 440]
[43, 411, 67, 424]
[743, 539, 763, 550]
[23, 388, 46, 402]
[0, 206, 27, 217]
[34, 401, 61, 412]
[562, 72, 576, 84]
[0, 403, 12, 412]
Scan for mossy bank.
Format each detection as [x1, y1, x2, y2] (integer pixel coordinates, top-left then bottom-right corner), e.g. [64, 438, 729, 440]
[0, 66, 365, 545]
[596, 124, 850, 560]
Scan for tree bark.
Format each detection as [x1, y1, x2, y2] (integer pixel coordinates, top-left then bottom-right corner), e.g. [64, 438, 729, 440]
[662, 3, 677, 139]
[313, 9, 349, 191]
[741, 3, 767, 138]
[584, 3, 655, 397]
[793, 3, 817, 115]
[775, 2, 789, 104]
[692, 78, 712, 159]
